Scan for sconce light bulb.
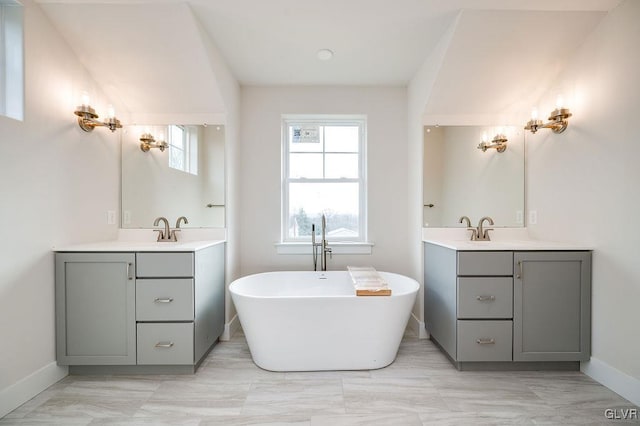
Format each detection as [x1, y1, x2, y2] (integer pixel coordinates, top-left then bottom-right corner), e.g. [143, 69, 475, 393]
[556, 94, 564, 109]
[81, 91, 90, 107]
[482, 131, 488, 143]
[531, 108, 538, 120]
[107, 104, 115, 119]
[158, 131, 165, 141]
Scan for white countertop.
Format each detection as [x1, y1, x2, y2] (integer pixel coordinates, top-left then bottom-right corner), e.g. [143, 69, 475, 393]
[54, 240, 224, 252]
[422, 227, 592, 251]
[54, 228, 226, 252]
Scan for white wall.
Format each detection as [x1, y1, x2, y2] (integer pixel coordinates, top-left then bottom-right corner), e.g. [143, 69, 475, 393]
[0, 0, 120, 416]
[526, 0, 640, 403]
[407, 15, 459, 331]
[239, 86, 409, 276]
[191, 10, 241, 328]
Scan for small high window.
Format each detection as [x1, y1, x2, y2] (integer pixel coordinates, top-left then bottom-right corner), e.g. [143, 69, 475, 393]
[0, 1, 23, 121]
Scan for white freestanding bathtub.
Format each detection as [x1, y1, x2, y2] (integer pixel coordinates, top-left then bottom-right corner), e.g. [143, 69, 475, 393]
[229, 271, 419, 371]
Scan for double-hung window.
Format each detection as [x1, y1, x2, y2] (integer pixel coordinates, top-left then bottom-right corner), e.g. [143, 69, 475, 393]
[282, 115, 367, 243]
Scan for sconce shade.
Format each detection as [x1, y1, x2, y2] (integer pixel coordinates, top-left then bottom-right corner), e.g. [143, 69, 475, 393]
[74, 103, 122, 132]
[477, 132, 507, 153]
[525, 107, 572, 134]
[140, 132, 168, 152]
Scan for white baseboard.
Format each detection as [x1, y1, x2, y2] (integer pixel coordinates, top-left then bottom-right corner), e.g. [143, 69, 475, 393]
[220, 314, 241, 341]
[0, 362, 68, 418]
[582, 357, 640, 407]
[407, 313, 429, 339]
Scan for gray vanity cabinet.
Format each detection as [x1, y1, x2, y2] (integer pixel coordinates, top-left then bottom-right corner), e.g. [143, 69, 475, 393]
[55, 243, 225, 373]
[424, 243, 592, 370]
[513, 251, 591, 362]
[55, 253, 136, 365]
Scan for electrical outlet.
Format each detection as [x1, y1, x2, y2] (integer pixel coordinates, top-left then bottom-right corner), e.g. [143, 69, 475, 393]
[107, 210, 116, 225]
[516, 210, 524, 225]
[528, 210, 538, 225]
[123, 210, 131, 225]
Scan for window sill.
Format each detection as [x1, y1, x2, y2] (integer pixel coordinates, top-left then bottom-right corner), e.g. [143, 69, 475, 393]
[275, 242, 374, 255]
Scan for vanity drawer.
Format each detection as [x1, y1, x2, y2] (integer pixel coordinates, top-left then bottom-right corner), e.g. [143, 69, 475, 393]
[137, 323, 193, 365]
[457, 320, 512, 362]
[136, 279, 194, 321]
[457, 252, 513, 276]
[136, 253, 194, 277]
[457, 277, 513, 319]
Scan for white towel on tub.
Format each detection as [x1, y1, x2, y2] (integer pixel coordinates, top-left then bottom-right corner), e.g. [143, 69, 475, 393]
[347, 266, 388, 290]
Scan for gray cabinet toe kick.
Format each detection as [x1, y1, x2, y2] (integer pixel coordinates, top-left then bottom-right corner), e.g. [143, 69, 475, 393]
[424, 243, 591, 370]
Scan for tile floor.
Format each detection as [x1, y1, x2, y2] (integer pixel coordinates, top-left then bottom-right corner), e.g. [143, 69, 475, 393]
[2, 332, 638, 425]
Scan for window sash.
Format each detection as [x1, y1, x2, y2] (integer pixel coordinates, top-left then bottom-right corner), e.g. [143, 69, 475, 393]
[282, 117, 366, 243]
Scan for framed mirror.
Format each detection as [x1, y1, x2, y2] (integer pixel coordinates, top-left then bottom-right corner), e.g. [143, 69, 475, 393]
[423, 125, 524, 228]
[121, 124, 225, 228]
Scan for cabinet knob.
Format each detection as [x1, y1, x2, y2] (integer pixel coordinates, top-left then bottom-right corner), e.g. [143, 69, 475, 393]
[154, 342, 174, 348]
[476, 338, 496, 345]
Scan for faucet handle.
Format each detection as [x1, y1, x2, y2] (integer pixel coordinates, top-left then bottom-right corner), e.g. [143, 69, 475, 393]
[483, 228, 494, 240]
[467, 228, 478, 241]
[153, 229, 165, 242]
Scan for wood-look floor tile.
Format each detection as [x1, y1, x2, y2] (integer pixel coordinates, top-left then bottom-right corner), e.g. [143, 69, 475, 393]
[311, 413, 422, 425]
[3, 333, 638, 425]
[241, 379, 345, 416]
[343, 377, 445, 414]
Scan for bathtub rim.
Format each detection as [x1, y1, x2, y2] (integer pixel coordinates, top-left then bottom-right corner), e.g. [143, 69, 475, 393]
[229, 270, 419, 299]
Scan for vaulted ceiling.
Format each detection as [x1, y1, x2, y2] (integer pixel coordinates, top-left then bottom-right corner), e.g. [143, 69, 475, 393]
[35, 0, 621, 124]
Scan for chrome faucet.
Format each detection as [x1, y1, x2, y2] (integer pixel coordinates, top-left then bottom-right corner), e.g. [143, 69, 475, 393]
[312, 214, 332, 271]
[170, 216, 188, 240]
[153, 216, 176, 242]
[476, 216, 494, 241]
[459, 216, 478, 241]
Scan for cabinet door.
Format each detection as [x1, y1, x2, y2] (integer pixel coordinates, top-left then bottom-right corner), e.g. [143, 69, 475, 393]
[55, 253, 136, 365]
[513, 252, 591, 361]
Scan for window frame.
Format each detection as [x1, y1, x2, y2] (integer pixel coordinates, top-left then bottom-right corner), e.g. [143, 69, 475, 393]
[0, 1, 24, 121]
[281, 115, 367, 244]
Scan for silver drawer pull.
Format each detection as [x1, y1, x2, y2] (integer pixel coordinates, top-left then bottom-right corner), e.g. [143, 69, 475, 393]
[476, 295, 496, 302]
[476, 338, 496, 345]
[516, 260, 523, 279]
[155, 342, 174, 348]
[154, 298, 174, 303]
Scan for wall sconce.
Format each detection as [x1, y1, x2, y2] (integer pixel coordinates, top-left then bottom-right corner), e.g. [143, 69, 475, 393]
[524, 96, 572, 134]
[73, 93, 122, 132]
[140, 132, 168, 152]
[477, 131, 507, 153]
